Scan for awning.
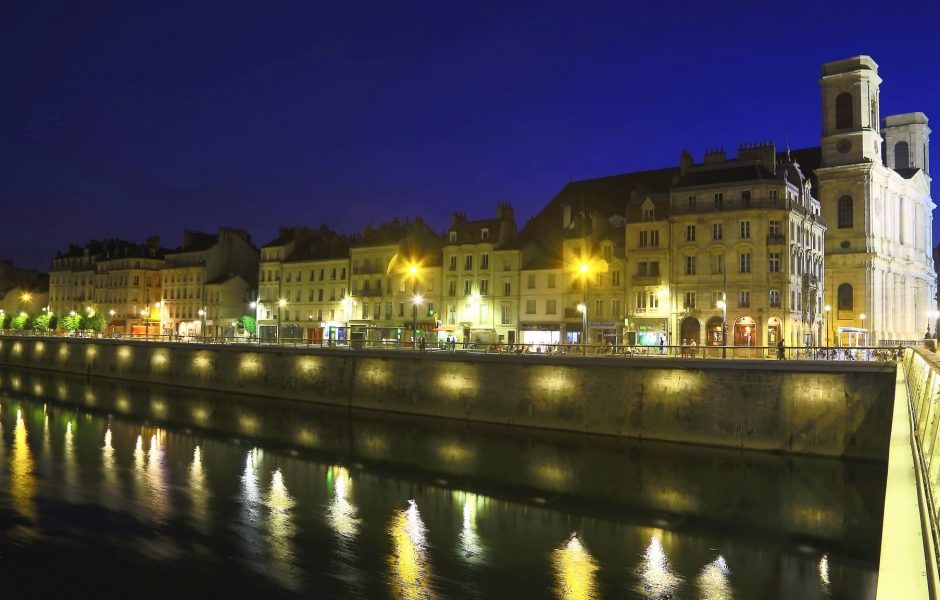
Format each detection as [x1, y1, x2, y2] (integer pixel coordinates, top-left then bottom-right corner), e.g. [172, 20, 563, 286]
[520, 323, 561, 331]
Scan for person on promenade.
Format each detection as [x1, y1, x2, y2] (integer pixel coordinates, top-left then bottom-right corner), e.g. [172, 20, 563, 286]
[776, 339, 785, 360]
[690, 338, 697, 358]
[660, 335, 665, 356]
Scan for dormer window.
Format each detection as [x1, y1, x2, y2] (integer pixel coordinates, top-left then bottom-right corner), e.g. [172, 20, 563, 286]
[642, 207, 654, 221]
[449, 231, 457, 242]
[481, 228, 490, 241]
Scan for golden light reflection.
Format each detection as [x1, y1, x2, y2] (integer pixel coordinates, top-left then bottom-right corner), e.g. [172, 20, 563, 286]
[436, 441, 475, 465]
[11, 375, 21, 391]
[150, 397, 168, 420]
[150, 349, 169, 371]
[116, 394, 130, 413]
[239, 413, 260, 436]
[365, 434, 389, 454]
[532, 367, 575, 395]
[58, 344, 69, 360]
[57, 383, 68, 400]
[192, 352, 212, 372]
[636, 536, 682, 598]
[34, 341, 44, 355]
[189, 446, 210, 531]
[85, 345, 97, 360]
[64, 421, 78, 500]
[551, 534, 599, 600]
[697, 555, 732, 600]
[265, 468, 300, 591]
[388, 500, 434, 600]
[819, 554, 830, 590]
[327, 465, 360, 540]
[101, 427, 119, 509]
[117, 346, 133, 363]
[651, 486, 699, 513]
[535, 463, 572, 488]
[238, 355, 262, 376]
[12, 341, 22, 356]
[457, 492, 484, 564]
[192, 406, 210, 425]
[84, 387, 96, 406]
[437, 372, 475, 395]
[147, 433, 170, 521]
[296, 356, 320, 375]
[296, 426, 317, 446]
[32, 382, 43, 396]
[12, 409, 37, 524]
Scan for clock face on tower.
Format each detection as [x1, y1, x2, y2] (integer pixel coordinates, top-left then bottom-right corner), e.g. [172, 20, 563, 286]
[837, 139, 852, 154]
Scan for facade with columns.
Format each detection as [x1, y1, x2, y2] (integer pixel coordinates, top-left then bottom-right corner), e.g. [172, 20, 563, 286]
[817, 56, 935, 344]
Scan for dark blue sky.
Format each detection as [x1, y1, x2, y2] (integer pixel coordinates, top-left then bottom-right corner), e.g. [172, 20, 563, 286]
[2, 1, 939, 271]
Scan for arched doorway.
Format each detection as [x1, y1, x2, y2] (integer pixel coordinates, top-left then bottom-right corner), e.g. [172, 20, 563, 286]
[734, 316, 756, 346]
[767, 317, 782, 347]
[680, 317, 701, 346]
[705, 316, 724, 346]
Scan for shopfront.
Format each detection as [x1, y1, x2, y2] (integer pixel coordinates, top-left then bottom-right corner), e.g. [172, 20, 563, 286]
[521, 323, 561, 346]
[588, 320, 619, 346]
[632, 319, 665, 346]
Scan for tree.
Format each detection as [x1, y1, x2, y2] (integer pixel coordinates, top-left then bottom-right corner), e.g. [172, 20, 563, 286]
[11, 313, 29, 330]
[0, 314, 10, 329]
[61, 313, 82, 332]
[240, 315, 257, 335]
[81, 314, 106, 332]
[32, 313, 52, 332]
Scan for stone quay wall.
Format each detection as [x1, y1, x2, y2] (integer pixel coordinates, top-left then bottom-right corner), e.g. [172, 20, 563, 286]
[0, 336, 897, 459]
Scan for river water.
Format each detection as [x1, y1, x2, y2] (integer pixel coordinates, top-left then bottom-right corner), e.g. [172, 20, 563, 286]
[0, 367, 884, 598]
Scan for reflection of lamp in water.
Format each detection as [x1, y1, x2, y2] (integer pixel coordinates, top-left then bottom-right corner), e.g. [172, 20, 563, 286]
[697, 555, 731, 599]
[327, 465, 359, 540]
[636, 536, 681, 598]
[552, 533, 598, 600]
[458, 492, 483, 563]
[388, 499, 432, 599]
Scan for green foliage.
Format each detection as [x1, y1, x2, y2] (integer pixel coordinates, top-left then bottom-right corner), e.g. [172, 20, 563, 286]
[11, 313, 28, 330]
[240, 315, 257, 335]
[32, 313, 52, 332]
[61, 313, 82, 331]
[82, 314, 106, 332]
[0, 314, 10, 329]
[48, 315, 58, 330]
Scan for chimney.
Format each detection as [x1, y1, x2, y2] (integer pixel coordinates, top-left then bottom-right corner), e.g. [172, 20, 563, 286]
[703, 147, 726, 164]
[679, 149, 693, 175]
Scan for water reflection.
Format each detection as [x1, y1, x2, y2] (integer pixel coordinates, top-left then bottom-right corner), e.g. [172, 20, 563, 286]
[388, 500, 434, 600]
[697, 555, 732, 600]
[819, 553, 830, 592]
[239, 448, 265, 572]
[551, 533, 599, 600]
[636, 535, 682, 598]
[64, 421, 78, 502]
[327, 465, 359, 540]
[11, 408, 37, 527]
[189, 446, 210, 532]
[265, 468, 300, 591]
[457, 491, 484, 564]
[101, 427, 119, 510]
[147, 433, 171, 521]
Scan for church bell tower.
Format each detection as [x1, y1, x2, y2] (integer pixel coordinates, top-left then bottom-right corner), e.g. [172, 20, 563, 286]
[819, 56, 884, 168]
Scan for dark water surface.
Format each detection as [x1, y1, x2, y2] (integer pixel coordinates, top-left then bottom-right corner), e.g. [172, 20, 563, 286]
[0, 367, 884, 599]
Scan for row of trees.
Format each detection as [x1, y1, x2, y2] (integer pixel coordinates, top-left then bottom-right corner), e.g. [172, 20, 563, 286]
[0, 312, 106, 333]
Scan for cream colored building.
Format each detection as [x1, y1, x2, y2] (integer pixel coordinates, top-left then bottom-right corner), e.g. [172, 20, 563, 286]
[92, 238, 165, 335]
[49, 243, 100, 316]
[161, 227, 258, 337]
[625, 193, 672, 346]
[817, 56, 935, 344]
[442, 204, 520, 345]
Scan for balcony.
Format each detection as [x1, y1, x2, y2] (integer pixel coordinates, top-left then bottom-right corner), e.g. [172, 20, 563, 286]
[766, 233, 786, 245]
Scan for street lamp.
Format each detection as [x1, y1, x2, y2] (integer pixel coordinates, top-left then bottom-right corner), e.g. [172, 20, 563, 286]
[141, 308, 149, 340]
[198, 307, 208, 341]
[109, 309, 116, 336]
[824, 304, 831, 347]
[577, 303, 587, 355]
[277, 298, 287, 343]
[716, 299, 727, 358]
[408, 264, 420, 349]
[860, 313, 867, 347]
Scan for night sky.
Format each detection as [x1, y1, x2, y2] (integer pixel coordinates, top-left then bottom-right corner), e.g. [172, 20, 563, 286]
[2, 1, 939, 271]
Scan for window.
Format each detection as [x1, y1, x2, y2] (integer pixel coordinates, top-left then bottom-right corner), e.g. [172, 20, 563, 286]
[769, 252, 781, 273]
[650, 230, 660, 247]
[449, 255, 457, 271]
[686, 225, 696, 241]
[331, 268, 337, 280]
[714, 193, 723, 210]
[373, 303, 381, 319]
[449, 231, 457, 242]
[612, 271, 620, 286]
[503, 281, 511, 296]
[835, 92, 853, 129]
[361, 302, 368, 319]
[739, 253, 751, 273]
[479, 279, 489, 296]
[635, 292, 647, 310]
[398, 302, 404, 317]
[384, 302, 392, 320]
[594, 299, 603, 316]
[464, 255, 473, 270]
[481, 254, 489, 269]
[481, 228, 490, 241]
[603, 244, 612, 261]
[547, 273, 556, 288]
[895, 141, 910, 168]
[742, 190, 751, 206]
[648, 291, 660, 309]
[687, 195, 696, 211]
[837, 283, 853, 310]
[464, 280, 472, 295]
[769, 220, 781, 236]
[684, 291, 696, 309]
[769, 289, 780, 308]
[527, 274, 536, 289]
[612, 299, 621, 317]
[501, 304, 511, 325]
[685, 256, 696, 275]
[642, 206, 654, 221]
[769, 189, 778, 205]
[649, 261, 660, 276]
[838, 195, 853, 228]
[340, 267, 346, 279]
[448, 280, 456, 296]
[738, 290, 750, 308]
[546, 299, 557, 314]
[712, 223, 723, 240]
[319, 269, 324, 281]
[525, 299, 536, 314]
[740, 221, 750, 239]
[638, 262, 648, 276]
[639, 231, 648, 247]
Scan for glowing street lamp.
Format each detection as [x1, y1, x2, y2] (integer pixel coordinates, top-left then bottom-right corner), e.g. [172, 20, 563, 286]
[577, 303, 587, 355]
[716, 299, 727, 358]
[407, 264, 421, 349]
[277, 298, 287, 342]
[198, 307, 208, 340]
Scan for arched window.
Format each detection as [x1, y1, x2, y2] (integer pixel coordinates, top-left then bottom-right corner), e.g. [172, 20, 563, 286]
[835, 93, 853, 129]
[895, 141, 910, 168]
[837, 283, 853, 311]
[837, 195, 853, 229]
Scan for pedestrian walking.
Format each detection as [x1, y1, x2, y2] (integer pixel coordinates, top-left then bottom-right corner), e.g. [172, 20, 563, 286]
[776, 339, 786, 360]
[660, 334, 666, 356]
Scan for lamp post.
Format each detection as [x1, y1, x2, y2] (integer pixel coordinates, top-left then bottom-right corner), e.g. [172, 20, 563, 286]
[408, 265, 420, 350]
[577, 303, 587, 355]
[249, 300, 258, 343]
[109, 309, 116, 336]
[198, 307, 208, 341]
[824, 304, 831, 347]
[141, 308, 149, 340]
[277, 298, 287, 344]
[860, 313, 867, 347]
[716, 299, 727, 359]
